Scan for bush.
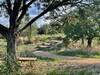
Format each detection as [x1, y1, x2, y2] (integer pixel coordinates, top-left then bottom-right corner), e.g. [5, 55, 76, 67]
[63, 37, 70, 47]
[20, 50, 35, 57]
[0, 58, 21, 75]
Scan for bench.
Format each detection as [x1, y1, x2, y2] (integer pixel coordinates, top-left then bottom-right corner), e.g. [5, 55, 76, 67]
[17, 57, 37, 67]
[0, 57, 37, 61]
[17, 57, 37, 62]
[0, 57, 37, 67]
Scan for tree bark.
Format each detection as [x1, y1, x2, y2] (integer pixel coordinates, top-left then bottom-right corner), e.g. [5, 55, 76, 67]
[81, 38, 84, 45]
[6, 32, 17, 74]
[28, 25, 32, 43]
[87, 38, 93, 47]
[7, 32, 16, 58]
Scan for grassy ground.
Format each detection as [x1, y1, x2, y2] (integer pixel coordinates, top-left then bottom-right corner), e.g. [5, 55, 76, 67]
[19, 59, 100, 75]
[0, 35, 100, 75]
[0, 34, 100, 58]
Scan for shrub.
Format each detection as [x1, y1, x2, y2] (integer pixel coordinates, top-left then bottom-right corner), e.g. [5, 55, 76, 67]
[20, 50, 35, 57]
[0, 57, 21, 75]
[63, 37, 70, 47]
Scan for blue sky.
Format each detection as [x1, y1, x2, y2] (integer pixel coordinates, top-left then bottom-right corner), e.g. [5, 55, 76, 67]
[28, 4, 46, 27]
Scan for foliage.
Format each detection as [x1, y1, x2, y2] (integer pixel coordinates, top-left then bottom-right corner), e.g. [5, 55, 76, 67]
[38, 24, 49, 34]
[19, 50, 35, 57]
[46, 21, 64, 34]
[64, 5, 100, 47]
[65, 19, 99, 40]
[63, 37, 70, 47]
[20, 14, 38, 43]
[39, 22, 65, 35]
[0, 58, 21, 75]
[22, 24, 38, 43]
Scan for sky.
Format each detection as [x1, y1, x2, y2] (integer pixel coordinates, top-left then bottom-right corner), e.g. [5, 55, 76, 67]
[29, 4, 46, 27]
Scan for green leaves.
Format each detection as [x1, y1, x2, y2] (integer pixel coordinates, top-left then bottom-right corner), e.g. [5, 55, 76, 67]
[64, 4, 100, 45]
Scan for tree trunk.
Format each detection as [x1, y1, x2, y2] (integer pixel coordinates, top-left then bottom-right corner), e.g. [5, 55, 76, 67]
[6, 32, 17, 74]
[87, 38, 93, 47]
[81, 38, 84, 45]
[27, 25, 32, 44]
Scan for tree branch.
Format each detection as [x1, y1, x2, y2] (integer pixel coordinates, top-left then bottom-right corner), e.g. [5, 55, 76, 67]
[18, 0, 83, 32]
[13, 0, 22, 19]
[0, 2, 5, 7]
[18, 0, 71, 32]
[6, 0, 12, 15]
[17, 0, 36, 23]
[9, 0, 22, 29]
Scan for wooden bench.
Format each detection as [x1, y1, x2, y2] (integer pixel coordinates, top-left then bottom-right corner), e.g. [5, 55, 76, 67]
[17, 57, 37, 62]
[17, 57, 37, 67]
[0, 57, 37, 63]
[0, 57, 37, 67]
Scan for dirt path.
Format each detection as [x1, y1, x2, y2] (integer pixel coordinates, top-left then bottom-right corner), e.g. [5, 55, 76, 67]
[33, 51, 81, 59]
[33, 51, 100, 65]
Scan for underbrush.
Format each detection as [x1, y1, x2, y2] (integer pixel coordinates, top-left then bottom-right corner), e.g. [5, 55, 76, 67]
[20, 61, 100, 75]
[0, 60, 99, 75]
[47, 68, 94, 75]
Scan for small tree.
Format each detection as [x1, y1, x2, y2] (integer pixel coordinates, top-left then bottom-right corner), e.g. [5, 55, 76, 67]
[64, 9, 99, 47]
